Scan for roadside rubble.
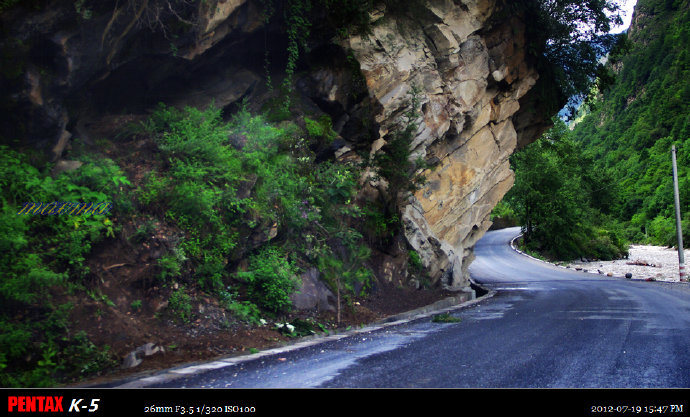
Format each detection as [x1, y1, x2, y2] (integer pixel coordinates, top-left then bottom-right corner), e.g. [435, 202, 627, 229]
[567, 244, 690, 282]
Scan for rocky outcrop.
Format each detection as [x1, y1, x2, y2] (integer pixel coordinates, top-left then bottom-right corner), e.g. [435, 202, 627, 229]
[341, 1, 547, 290]
[0, 0, 264, 157]
[0, 0, 550, 294]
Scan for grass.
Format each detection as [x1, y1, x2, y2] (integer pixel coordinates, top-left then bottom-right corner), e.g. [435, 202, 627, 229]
[431, 313, 461, 323]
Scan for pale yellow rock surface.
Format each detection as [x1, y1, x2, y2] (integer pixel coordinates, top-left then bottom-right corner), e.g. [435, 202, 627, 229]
[343, 0, 545, 290]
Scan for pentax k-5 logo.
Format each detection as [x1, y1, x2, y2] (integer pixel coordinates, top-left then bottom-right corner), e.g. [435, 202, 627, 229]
[8, 397, 100, 413]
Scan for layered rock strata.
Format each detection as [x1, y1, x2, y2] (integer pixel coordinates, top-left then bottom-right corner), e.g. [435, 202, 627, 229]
[341, 0, 545, 290]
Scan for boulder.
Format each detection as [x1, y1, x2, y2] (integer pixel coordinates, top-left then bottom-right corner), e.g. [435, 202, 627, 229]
[290, 268, 336, 312]
[121, 342, 166, 369]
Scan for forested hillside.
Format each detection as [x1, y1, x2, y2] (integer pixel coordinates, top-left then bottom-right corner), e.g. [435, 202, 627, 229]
[571, 0, 690, 247]
[498, 0, 690, 260]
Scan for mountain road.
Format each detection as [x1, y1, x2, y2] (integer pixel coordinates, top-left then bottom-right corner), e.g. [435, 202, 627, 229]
[112, 227, 690, 388]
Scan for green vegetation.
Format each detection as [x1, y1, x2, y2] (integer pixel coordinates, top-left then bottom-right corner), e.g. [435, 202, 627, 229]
[0, 101, 381, 386]
[569, 0, 690, 248]
[237, 246, 300, 313]
[0, 0, 637, 387]
[130, 299, 142, 311]
[500, 119, 628, 261]
[431, 313, 461, 323]
[304, 115, 337, 144]
[168, 286, 193, 323]
[318, 243, 373, 324]
[138, 103, 376, 316]
[489, 200, 519, 229]
[501, 0, 624, 115]
[224, 300, 263, 325]
[499, 0, 690, 260]
[0, 145, 124, 387]
[373, 83, 427, 212]
[141, 104, 246, 289]
[408, 250, 423, 272]
[157, 253, 183, 282]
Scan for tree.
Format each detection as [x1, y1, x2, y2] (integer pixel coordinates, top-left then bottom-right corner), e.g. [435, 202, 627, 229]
[509, 122, 584, 258]
[317, 243, 372, 324]
[511, 0, 624, 116]
[506, 119, 627, 260]
[569, 0, 690, 245]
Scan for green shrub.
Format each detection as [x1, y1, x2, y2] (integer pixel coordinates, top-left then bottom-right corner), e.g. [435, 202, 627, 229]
[432, 313, 461, 323]
[585, 233, 622, 260]
[361, 200, 399, 243]
[140, 105, 318, 290]
[138, 104, 378, 323]
[168, 286, 193, 323]
[238, 246, 300, 313]
[138, 105, 250, 283]
[60, 331, 117, 378]
[408, 250, 423, 272]
[0, 302, 114, 387]
[136, 171, 169, 208]
[157, 253, 183, 282]
[239, 136, 306, 228]
[304, 115, 337, 144]
[0, 145, 126, 385]
[195, 258, 226, 292]
[130, 218, 157, 244]
[649, 215, 677, 247]
[226, 301, 263, 325]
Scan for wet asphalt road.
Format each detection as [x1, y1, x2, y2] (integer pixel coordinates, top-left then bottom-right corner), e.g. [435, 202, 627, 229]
[122, 227, 690, 388]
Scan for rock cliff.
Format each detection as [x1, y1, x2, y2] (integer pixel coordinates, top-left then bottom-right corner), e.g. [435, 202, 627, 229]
[340, 0, 550, 290]
[0, 0, 551, 293]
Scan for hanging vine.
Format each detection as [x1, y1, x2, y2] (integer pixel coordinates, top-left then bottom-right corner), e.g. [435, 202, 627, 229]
[259, 0, 313, 114]
[282, 0, 312, 93]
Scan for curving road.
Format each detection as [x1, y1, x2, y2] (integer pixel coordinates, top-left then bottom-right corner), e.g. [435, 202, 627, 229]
[112, 227, 690, 389]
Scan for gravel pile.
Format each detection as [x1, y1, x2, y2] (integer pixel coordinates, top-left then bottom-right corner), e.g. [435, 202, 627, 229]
[567, 245, 690, 282]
